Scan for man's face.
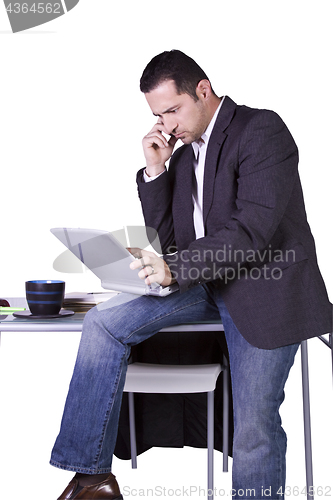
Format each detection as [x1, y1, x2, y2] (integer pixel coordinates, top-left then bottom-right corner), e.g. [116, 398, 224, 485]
[145, 80, 211, 144]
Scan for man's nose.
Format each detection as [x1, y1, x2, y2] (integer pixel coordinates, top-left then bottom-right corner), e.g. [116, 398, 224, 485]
[163, 116, 178, 135]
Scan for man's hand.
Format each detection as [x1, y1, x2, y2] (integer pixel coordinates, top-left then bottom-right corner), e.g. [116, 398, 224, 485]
[142, 122, 178, 177]
[128, 248, 176, 287]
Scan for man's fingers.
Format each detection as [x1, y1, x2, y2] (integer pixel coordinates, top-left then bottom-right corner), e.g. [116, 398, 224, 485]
[168, 135, 178, 148]
[129, 251, 152, 271]
[144, 132, 168, 149]
[144, 267, 164, 286]
[128, 249, 172, 286]
[127, 247, 142, 259]
[144, 264, 155, 276]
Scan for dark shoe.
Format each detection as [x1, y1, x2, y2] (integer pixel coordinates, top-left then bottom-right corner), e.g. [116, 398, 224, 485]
[57, 472, 123, 499]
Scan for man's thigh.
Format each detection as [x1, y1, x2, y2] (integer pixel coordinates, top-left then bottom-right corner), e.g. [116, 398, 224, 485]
[88, 285, 221, 346]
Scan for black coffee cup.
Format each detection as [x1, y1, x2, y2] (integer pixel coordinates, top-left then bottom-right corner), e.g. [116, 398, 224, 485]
[25, 280, 65, 316]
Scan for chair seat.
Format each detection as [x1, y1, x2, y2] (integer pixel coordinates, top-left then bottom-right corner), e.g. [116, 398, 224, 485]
[124, 362, 223, 394]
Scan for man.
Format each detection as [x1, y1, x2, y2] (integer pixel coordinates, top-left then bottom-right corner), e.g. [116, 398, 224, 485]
[53, 50, 331, 499]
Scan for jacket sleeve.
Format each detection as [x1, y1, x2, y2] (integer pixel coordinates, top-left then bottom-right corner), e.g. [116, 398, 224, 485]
[136, 168, 176, 254]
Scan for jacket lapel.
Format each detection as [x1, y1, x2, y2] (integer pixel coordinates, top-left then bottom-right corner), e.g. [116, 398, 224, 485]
[203, 96, 237, 225]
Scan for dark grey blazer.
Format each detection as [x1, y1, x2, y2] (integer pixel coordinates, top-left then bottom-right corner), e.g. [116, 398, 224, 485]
[137, 96, 332, 349]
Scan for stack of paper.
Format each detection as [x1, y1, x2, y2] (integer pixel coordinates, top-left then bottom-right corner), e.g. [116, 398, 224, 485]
[63, 292, 119, 313]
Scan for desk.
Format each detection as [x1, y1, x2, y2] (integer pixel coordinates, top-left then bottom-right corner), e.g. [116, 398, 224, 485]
[0, 297, 85, 336]
[0, 297, 233, 460]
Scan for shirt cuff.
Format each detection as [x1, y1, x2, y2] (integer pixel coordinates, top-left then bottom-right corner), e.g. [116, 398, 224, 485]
[143, 168, 166, 182]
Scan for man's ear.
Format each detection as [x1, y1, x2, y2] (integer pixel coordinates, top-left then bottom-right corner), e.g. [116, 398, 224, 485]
[196, 79, 212, 100]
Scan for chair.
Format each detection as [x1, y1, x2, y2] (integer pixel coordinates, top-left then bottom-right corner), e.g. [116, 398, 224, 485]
[124, 330, 230, 500]
[123, 323, 317, 500]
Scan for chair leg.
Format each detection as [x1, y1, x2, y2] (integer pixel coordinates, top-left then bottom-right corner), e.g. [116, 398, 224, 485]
[222, 355, 229, 472]
[301, 341, 314, 499]
[128, 392, 137, 469]
[207, 391, 214, 500]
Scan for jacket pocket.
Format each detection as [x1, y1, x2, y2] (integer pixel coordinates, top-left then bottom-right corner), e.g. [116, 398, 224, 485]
[257, 243, 308, 277]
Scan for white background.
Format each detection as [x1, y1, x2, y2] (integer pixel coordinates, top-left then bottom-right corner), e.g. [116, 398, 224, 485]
[0, 1, 332, 499]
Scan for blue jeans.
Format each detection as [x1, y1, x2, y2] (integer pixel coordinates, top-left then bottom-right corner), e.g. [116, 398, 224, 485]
[50, 285, 299, 499]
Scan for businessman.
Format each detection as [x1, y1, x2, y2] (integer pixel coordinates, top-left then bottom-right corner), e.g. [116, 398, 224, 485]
[53, 50, 331, 499]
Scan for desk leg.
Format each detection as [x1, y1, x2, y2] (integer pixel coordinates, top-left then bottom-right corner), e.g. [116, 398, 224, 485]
[301, 340, 314, 500]
[330, 302, 333, 387]
[222, 355, 229, 473]
[330, 333, 333, 387]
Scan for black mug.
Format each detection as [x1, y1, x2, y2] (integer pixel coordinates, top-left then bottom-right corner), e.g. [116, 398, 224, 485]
[25, 280, 65, 316]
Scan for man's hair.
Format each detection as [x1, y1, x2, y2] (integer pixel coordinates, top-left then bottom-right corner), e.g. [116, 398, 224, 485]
[140, 50, 212, 101]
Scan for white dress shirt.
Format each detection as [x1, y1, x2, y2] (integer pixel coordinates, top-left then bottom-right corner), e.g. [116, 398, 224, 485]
[191, 97, 225, 238]
[144, 96, 225, 240]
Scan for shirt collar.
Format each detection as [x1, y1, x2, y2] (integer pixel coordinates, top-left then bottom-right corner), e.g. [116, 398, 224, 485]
[192, 96, 225, 159]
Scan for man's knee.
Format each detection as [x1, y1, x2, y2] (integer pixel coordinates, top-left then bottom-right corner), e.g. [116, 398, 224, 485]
[82, 303, 129, 344]
[82, 305, 115, 341]
[83, 305, 100, 328]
